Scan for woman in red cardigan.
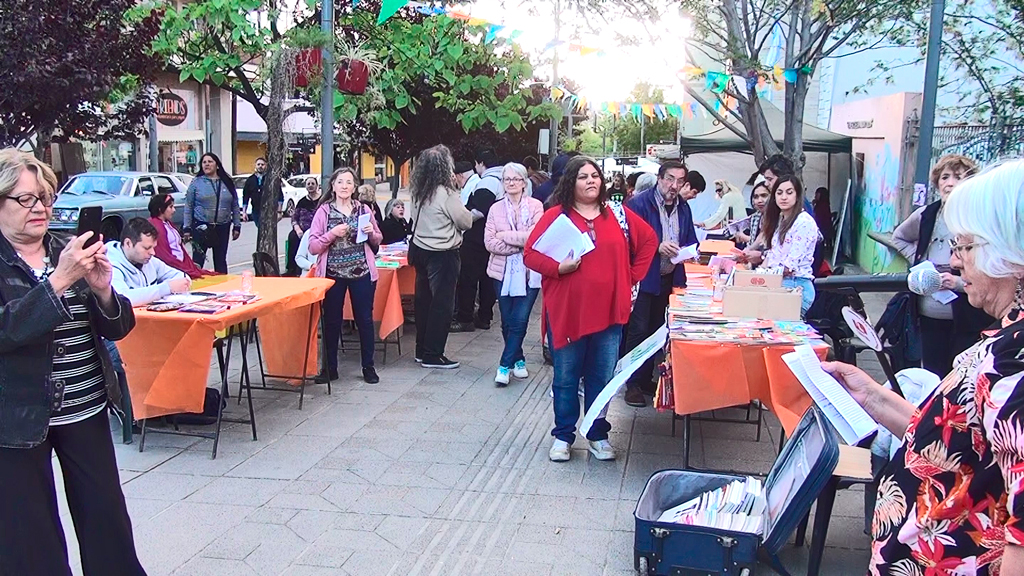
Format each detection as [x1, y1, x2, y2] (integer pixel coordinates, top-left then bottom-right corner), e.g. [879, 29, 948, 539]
[524, 156, 657, 463]
[147, 194, 216, 279]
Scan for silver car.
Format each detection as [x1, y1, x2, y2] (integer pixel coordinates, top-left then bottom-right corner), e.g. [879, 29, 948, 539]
[51, 171, 187, 239]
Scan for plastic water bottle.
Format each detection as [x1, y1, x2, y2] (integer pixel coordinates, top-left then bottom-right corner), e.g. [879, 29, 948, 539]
[241, 270, 254, 295]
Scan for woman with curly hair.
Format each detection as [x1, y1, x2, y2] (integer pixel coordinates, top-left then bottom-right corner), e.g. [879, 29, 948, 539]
[408, 145, 473, 369]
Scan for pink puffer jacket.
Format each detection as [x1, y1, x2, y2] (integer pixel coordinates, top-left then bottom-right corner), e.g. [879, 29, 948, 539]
[484, 196, 545, 281]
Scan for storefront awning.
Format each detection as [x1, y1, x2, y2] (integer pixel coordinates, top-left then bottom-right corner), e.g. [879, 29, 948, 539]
[157, 128, 205, 144]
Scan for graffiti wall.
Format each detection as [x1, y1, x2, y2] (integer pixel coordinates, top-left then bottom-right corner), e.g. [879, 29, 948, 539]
[855, 143, 904, 272]
[831, 92, 921, 273]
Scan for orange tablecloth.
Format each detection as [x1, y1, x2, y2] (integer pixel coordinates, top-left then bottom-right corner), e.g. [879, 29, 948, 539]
[670, 340, 828, 435]
[671, 248, 827, 436]
[342, 265, 416, 339]
[699, 239, 737, 255]
[121, 277, 334, 419]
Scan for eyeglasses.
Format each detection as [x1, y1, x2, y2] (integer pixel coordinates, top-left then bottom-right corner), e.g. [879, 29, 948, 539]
[502, 177, 525, 184]
[3, 193, 56, 209]
[948, 238, 986, 256]
[661, 175, 686, 186]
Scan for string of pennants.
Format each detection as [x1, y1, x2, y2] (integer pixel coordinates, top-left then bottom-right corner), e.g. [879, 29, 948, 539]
[549, 85, 740, 122]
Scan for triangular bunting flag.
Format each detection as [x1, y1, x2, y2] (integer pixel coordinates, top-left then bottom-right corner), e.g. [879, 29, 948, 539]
[782, 69, 798, 83]
[377, 0, 410, 24]
[485, 24, 505, 42]
[579, 46, 600, 56]
[641, 103, 656, 119]
[508, 30, 523, 41]
[448, 10, 471, 20]
[467, 17, 488, 26]
[666, 104, 682, 119]
[551, 87, 564, 100]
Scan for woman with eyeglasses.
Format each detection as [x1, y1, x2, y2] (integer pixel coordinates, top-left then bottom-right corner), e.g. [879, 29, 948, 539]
[0, 149, 144, 575]
[892, 154, 993, 376]
[285, 176, 322, 276]
[484, 163, 544, 387]
[823, 160, 1024, 575]
[524, 156, 657, 463]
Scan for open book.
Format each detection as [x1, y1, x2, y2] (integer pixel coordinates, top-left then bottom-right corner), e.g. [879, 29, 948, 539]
[782, 345, 878, 445]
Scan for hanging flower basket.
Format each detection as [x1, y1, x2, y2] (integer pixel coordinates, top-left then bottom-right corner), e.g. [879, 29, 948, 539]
[294, 48, 323, 88]
[336, 59, 370, 95]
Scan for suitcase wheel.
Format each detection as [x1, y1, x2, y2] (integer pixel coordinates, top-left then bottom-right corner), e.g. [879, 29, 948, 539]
[636, 556, 648, 575]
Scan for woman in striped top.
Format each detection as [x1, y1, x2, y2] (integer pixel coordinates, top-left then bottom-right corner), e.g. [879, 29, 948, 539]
[0, 150, 142, 575]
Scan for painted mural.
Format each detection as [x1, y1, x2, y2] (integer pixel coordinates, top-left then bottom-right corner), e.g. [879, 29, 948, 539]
[855, 143, 904, 273]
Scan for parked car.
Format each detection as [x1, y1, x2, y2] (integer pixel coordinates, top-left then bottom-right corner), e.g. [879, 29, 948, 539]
[51, 172, 187, 240]
[169, 172, 195, 188]
[233, 174, 305, 217]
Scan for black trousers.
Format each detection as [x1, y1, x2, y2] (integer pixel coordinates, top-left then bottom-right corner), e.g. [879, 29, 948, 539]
[455, 242, 495, 324]
[623, 274, 673, 393]
[285, 229, 301, 275]
[0, 411, 146, 576]
[192, 223, 231, 274]
[414, 248, 460, 359]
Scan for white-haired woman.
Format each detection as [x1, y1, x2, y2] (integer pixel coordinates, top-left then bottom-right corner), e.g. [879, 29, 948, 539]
[484, 163, 544, 386]
[0, 150, 143, 574]
[697, 179, 747, 229]
[823, 160, 1024, 574]
[285, 175, 321, 276]
[380, 198, 411, 245]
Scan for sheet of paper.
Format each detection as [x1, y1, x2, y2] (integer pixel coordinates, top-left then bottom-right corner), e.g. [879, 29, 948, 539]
[695, 227, 708, 243]
[530, 214, 595, 263]
[783, 345, 878, 445]
[932, 289, 958, 304]
[356, 213, 371, 243]
[670, 243, 700, 264]
[581, 324, 668, 437]
[725, 216, 750, 236]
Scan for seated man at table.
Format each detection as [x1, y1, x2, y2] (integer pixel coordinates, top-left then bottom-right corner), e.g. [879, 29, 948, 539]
[108, 217, 192, 307]
[622, 163, 705, 407]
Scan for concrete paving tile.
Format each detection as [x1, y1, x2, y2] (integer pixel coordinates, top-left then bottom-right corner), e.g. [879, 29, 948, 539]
[319, 482, 368, 511]
[374, 516, 432, 550]
[401, 441, 485, 465]
[264, 492, 342, 512]
[246, 506, 300, 525]
[474, 558, 552, 576]
[244, 538, 310, 576]
[133, 501, 254, 575]
[227, 434, 343, 480]
[293, 542, 354, 569]
[340, 549, 404, 576]
[287, 403, 381, 438]
[604, 530, 636, 573]
[121, 472, 216, 502]
[171, 557, 259, 575]
[113, 443, 181, 473]
[186, 476, 290, 507]
[152, 447, 250, 477]
[119, 469, 143, 484]
[347, 484, 451, 517]
[279, 566, 350, 576]
[125, 497, 175, 524]
[200, 521, 295, 561]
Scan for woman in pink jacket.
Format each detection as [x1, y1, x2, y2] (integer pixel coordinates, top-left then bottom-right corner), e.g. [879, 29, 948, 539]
[308, 167, 383, 384]
[484, 163, 545, 386]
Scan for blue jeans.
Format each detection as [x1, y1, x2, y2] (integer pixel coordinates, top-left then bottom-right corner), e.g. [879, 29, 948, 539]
[783, 277, 816, 318]
[547, 322, 623, 444]
[494, 281, 539, 368]
[323, 274, 376, 369]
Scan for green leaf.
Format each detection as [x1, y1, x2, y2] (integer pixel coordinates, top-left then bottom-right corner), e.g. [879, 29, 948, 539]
[446, 44, 464, 59]
[179, 69, 191, 83]
[395, 93, 410, 109]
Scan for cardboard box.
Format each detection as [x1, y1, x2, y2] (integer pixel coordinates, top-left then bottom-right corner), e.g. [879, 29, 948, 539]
[722, 285, 802, 320]
[733, 270, 784, 289]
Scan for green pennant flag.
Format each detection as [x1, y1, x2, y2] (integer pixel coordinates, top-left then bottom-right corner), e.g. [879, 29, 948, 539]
[377, 0, 409, 24]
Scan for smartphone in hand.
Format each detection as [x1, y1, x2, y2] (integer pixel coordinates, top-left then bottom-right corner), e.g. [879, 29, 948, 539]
[76, 207, 103, 248]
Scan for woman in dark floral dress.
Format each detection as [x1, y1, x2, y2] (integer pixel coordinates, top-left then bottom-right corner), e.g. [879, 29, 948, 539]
[824, 160, 1024, 575]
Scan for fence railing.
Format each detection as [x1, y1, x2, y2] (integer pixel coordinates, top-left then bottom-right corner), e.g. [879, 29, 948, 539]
[932, 124, 1024, 164]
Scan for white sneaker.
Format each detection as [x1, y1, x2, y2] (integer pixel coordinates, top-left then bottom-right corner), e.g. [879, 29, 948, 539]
[588, 440, 616, 461]
[549, 439, 571, 462]
[495, 366, 510, 387]
[512, 360, 529, 379]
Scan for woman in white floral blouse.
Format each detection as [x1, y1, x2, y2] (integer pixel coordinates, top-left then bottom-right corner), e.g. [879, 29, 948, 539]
[823, 160, 1024, 575]
[759, 175, 819, 316]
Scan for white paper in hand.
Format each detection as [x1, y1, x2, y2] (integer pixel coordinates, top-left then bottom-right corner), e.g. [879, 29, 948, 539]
[581, 324, 668, 437]
[782, 345, 877, 445]
[671, 243, 700, 264]
[356, 213, 371, 243]
[932, 289, 958, 304]
[531, 214, 595, 262]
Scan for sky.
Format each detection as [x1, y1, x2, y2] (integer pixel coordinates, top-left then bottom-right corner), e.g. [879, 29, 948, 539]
[452, 0, 692, 103]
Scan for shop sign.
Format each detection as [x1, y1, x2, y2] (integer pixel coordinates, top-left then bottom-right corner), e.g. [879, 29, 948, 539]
[156, 92, 188, 126]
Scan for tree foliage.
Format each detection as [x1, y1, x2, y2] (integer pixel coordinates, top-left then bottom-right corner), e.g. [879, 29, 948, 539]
[680, 0, 915, 169]
[328, 8, 558, 168]
[864, 0, 1024, 129]
[0, 0, 164, 154]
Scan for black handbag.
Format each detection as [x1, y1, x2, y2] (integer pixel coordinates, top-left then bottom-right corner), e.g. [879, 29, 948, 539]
[407, 204, 425, 267]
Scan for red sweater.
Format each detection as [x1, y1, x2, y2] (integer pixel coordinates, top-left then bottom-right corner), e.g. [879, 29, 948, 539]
[524, 205, 657, 349]
[148, 217, 216, 279]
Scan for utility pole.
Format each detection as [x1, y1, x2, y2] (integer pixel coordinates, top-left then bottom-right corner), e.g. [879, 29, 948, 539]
[547, 0, 560, 170]
[639, 113, 646, 157]
[320, 0, 335, 188]
[913, 0, 945, 194]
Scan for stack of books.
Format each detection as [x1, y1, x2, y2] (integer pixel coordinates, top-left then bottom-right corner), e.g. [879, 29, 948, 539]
[657, 477, 767, 534]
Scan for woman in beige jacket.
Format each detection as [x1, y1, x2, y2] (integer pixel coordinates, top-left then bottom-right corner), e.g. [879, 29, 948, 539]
[484, 163, 545, 386]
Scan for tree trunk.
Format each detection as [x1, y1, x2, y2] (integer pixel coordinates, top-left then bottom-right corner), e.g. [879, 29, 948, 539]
[257, 53, 289, 263]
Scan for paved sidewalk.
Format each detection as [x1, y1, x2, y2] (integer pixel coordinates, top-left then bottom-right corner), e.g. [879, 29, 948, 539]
[54, 312, 878, 575]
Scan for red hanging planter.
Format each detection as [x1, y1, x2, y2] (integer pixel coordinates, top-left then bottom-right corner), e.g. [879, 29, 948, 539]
[294, 48, 323, 88]
[336, 59, 369, 95]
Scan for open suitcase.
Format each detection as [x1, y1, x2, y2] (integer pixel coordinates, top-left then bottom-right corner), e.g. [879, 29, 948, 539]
[633, 406, 839, 575]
